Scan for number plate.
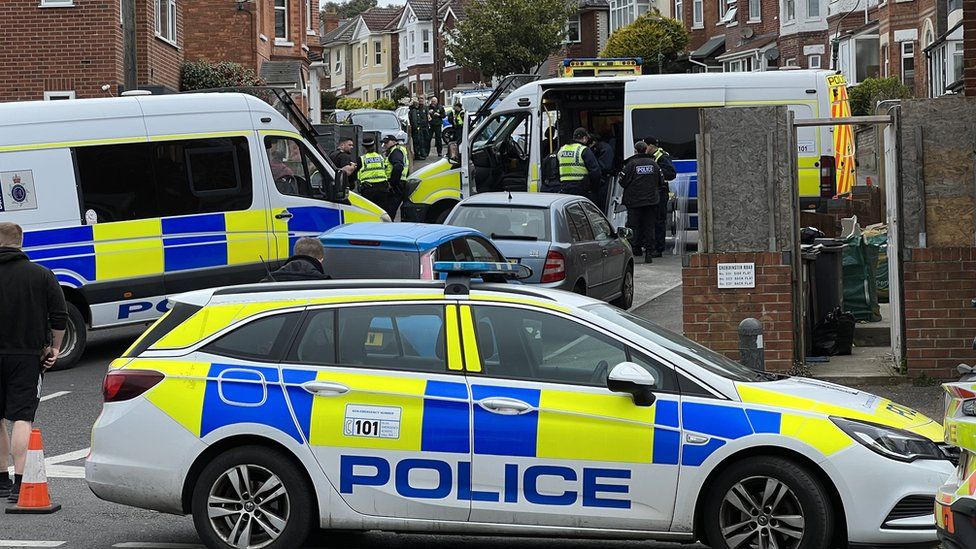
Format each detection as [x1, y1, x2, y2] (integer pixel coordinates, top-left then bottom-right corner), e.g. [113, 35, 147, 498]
[343, 404, 401, 439]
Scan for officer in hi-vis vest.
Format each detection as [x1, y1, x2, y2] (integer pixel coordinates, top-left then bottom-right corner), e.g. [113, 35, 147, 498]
[382, 134, 410, 219]
[545, 127, 601, 196]
[357, 136, 390, 214]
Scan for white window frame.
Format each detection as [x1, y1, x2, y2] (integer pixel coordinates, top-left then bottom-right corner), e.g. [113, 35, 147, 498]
[785, 0, 796, 21]
[364, 88, 369, 101]
[785, 57, 798, 66]
[375, 40, 383, 66]
[564, 15, 582, 43]
[720, 0, 737, 25]
[274, 0, 289, 42]
[901, 41, 915, 85]
[881, 43, 889, 77]
[43, 91, 76, 100]
[306, 0, 315, 33]
[410, 31, 416, 56]
[748, 0, 761, 20]
[808, 54, 821, 68]
[335, 49, 342, 75]
[693, 0, 703, 27]
[362, 42, 368, 68]
[807, 0, 821, 17]
[422, 28, 430, 54]
[154, 0, 177, 44]
[40, 0, 74, 6]
[675, 0, 683, 22]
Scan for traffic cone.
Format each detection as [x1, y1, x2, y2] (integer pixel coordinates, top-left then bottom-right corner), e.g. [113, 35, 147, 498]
[6, 429, 61, 514]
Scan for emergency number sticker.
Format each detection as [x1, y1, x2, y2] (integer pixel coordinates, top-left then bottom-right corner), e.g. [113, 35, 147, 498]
[344, 405, 401, 439]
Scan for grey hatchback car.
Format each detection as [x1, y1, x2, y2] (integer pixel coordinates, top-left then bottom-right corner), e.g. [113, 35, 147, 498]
[446, 192, 635, 308]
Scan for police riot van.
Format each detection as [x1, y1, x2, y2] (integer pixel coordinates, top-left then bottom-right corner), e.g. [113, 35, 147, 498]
[0, 93, 386, 369]
[404, 70, 853, 231]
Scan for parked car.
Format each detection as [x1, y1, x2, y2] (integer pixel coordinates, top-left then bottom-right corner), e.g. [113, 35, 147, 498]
[445, 192, 634, 308]
[341, 109, 408, 143]
[394, 105, 410, 131]
[318, 222, 507, 279]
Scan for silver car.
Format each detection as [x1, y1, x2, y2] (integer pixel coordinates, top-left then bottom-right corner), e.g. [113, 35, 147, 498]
[446, 192, 635, 308]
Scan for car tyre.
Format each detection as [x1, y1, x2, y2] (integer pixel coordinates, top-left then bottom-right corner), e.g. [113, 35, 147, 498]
[192, 446, 314, 549]
[573, 281, 586, 296]
[611, 266, 634, 309]
[50, 301, 86, 371]
[703, 456, 832, 549]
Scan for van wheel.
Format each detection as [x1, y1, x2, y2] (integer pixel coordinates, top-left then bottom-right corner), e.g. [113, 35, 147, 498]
[50, 302, 86, 371]
[702, 457, 832, 549]
[192, 446, 313, 549]
[611, 267, 634, 309]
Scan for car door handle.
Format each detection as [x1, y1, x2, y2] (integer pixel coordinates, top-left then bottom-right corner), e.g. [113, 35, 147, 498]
[479, 397, 533, 415]
[580, 253, 587, 262]
[602, 249, 610, 257]
[302, 380, 349, 396]
[275, 211, 293, 220]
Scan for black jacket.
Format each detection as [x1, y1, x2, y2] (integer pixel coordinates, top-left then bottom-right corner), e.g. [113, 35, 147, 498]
[654, 150, 677, 181]
[592, 141, 614, 176]
[0, 247, 67, 355]
[620, 154, 663, 208]
[387, 147, 407, 189]
[260, 255, 330, 282]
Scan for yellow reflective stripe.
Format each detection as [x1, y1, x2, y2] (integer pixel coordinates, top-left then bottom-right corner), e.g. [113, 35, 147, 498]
[147, 130, 251, 142]
[779, 413, 853, 456]
[123, 309, 172, 357]
[257, 129, 304, 139]
[459, 305, 482, 373]
[471, 293, 571, 313]
[141, 359, 211, 436]
[92, 219, 164, 280]
[445, 305, 463, 371]
[537, 390, 655, 463]
[627, 102, 725, 110]
[152, 303, 246, 349]
[345, 192, 387, 221]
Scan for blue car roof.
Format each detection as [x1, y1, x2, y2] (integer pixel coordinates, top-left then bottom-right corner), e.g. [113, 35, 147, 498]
[319, 222, 483, 251]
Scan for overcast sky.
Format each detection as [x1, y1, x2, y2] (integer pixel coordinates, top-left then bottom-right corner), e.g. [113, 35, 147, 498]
[320, 0, 403, 8]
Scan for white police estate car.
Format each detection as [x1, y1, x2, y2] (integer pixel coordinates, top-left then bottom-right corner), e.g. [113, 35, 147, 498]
[87, 263, 953, 549]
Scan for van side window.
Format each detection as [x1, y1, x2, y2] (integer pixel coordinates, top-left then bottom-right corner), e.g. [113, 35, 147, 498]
[75, 143, 157, 223]
[630, 108, 699, 160]
[152, 137, 253, 216]
[265, 136, 334, 201]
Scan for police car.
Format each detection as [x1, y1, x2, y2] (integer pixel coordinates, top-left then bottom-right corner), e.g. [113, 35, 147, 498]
[937, 381, 976, 548]
[87, 263, 953, 549]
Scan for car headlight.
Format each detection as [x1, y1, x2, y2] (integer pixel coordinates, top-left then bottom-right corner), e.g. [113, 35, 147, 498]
[830, 417, 944, 462]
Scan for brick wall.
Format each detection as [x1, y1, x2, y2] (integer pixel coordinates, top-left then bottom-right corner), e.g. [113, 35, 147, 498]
[184, 0, 257, 69]
[683, 252, 796, 372]
[903, 248, 976, 378]
[136, 0, 182, 91]
[966, 0, 976, 96]
[777, 31, 829, 67]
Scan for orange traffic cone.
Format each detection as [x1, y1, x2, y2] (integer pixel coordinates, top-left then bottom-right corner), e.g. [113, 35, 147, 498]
[6, 429, 61, 514]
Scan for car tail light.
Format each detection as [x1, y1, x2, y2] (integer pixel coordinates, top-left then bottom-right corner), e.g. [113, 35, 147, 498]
[102, 369, 164, 402]
[420, 250, 435, 280]
[541, 250, 566, 283]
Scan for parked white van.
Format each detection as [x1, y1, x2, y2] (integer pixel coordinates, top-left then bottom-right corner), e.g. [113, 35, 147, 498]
[0, 93, 386, 368]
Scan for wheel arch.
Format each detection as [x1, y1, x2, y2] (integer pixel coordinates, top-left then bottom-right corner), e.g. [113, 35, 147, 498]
[425, 198, 459, 224]
[61, 286, 91, 326]
[692, 445, 848, 548]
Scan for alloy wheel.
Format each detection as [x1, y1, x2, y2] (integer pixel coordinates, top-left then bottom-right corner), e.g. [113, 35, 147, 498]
[207, 464, 290, 549]
[719, 476, 805, 549]
[60, 319, 77, 359]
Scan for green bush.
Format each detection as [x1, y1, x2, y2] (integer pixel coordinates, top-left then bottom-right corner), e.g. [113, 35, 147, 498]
[601, 10, 688, 74]
[180, 61, 262, 91]
[336, 97, 368, 110]
[848, 77, 911, 116]
[320, 91, 339, 111]
[370, 97, 396, 111]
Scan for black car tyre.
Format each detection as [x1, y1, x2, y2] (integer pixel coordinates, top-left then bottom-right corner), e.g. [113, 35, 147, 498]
[192, 446, 314, 549]
[702, 456, 832, 549]
[50, 301, 86, 371]
[611, 267, 634, 309]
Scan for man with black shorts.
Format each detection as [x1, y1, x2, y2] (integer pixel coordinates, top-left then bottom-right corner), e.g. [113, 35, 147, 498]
[0, 222, 66, 502]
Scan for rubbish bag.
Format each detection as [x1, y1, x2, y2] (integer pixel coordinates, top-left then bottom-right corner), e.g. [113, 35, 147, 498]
[801, 226, 826, 245]
[842, 232, 882, 322]
[812, 307, 857, 356]
[863, 224, 889, 304]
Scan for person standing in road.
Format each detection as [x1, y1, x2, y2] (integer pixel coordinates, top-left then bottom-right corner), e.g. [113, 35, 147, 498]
[452, 101, 465, 143]
[545, 127, 601, 196]
[408, 100, 422, 160]
[620, 141, 662, 263]
[589, 132, 614, 211]
[0, 222, 66, 503]
[383, 134, 410, 219]
[357, 136, 391, 215]
[414, 97, 431, 160]
[428, 96, 446, 158]
[260, 237, 330, 282]
[643, 136, 676, 258]
[328, 137, 358, 187]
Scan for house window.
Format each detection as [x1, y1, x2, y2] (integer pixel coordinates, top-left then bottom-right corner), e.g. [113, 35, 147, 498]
[749, 0, 761, 19]
[785, 57, 798, 66]
[900, 42, 914, 90]
[364, 88, 369, 101]
[693, 0, 703, 26]
[952, 41, 963, 84]
[155, 0, 177, 43]
[807, 0, 820, 16]
[306, 0, 313, 31]
[785, 0, 796, 21]
[274, 0, 288, 41]
[43, 91, 75, 100]
[881, 44, 889, 77]
[854, 36, 880, 82]
[40, 0, 74, 6]
[719, 0, 737, 24]
[565, 15, 581, 43]
[410, 31, 416, 56]
[375, 40, 382, 65]
[335, 49, 342, 75]
[808, 54, 821, 68]
[363, 42, 368, 68]
[324, 51, 331, 75]
[422, 29, 430, 54]
[675, 0, 683, 21]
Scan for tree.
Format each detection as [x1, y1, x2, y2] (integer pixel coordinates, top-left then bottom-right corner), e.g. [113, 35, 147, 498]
[321, 0, 377, 20]
[848, 77, 911, 116]
[447, 0, 576, 79]
[180, 61, 262, 91]
[336, 97, 368, 110]
[370, 97, 397, 111]
[321, 91, 339, 111]
[601, 11, 689, 74]
[390, 85, 410, 103]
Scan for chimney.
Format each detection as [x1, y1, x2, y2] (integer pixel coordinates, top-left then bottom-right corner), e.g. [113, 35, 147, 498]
[322, 7, 341, 34]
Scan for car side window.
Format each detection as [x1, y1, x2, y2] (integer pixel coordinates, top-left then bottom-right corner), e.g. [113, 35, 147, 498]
[566, 203, 593, 242]
[337, 305, 447, 373]
[287, 309, 336, 364]
[471, 305, 627, 387]
[264, 136, 333, 201]
[629, 351, 678, 392]
[581, 201, 613, 240]
[437, 238, 473, 262]
[465, 236, 504, 262]
[203, 312, 302, 362]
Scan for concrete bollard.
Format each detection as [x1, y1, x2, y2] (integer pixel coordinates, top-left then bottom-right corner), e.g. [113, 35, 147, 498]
[738, 318, 765, 372]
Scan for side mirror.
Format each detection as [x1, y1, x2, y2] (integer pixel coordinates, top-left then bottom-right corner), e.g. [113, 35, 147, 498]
[607, 362, 656, 407]
[617, 226, 633, 240]
[334, 169, 350, 203]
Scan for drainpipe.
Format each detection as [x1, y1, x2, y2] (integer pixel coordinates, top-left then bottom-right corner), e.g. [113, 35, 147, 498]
[689, 57, 709, 72]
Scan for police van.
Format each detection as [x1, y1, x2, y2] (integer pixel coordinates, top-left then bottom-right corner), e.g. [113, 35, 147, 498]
[87, 263, 952, 549]
[0, 93, 386, 369]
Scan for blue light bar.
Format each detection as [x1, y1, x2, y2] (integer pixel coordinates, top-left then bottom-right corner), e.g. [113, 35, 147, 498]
[433, 261, 521, 274]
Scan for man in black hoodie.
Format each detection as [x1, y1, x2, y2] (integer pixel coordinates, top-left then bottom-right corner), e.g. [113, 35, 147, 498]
[261, 237, 331, 282]
[0, 222, 67, 502]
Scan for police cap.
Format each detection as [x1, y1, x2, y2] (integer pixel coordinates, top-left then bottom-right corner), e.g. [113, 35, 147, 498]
[362, 136, 376, 147]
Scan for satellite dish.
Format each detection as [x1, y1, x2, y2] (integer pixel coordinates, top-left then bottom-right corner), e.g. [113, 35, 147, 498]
[764, 47, 780, 61]
[741, 27, 754, 39]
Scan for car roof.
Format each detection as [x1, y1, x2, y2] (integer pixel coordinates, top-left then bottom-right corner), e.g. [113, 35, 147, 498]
[349, 109, 398, 115]
[319, 222, 484, 251]
[457, 192, 579, 208]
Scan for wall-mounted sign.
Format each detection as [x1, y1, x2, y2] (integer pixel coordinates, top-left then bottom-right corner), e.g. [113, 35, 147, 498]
[717, 262, 756, 288]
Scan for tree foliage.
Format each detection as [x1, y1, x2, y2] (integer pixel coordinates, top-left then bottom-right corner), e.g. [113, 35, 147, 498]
[321, 91, 339, 111]
[321, 0, 377, 20]
[180, 61, 262, 91]
[848, 77, 912, 116]
[601, 11, 688, 74]
[390, 85, 410, 103]
[447, 0, 576, 79]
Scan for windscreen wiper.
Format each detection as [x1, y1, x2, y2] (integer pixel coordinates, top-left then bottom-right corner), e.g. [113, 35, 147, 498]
[491, 233, 538, 241]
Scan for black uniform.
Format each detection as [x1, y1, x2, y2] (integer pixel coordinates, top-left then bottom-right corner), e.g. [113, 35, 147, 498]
[591, 140, 614, 212]
[620, 154, 663, 257]
[652, 149, 676, 255]
[386, 145, 407, 218]
[428, 103, 446, 156]
[413, 105, 431, 159]
[329, 148, 357, 186]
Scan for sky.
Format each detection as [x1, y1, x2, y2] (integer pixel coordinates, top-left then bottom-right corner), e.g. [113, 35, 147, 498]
[320, 0, 403, 7]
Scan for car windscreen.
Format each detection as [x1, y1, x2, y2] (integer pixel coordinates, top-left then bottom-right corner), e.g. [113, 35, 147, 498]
[350, 112, 399, 132]
[449, 205, 550, 241]
[323, 246, 420, 279]
[581, 303, 759, 382]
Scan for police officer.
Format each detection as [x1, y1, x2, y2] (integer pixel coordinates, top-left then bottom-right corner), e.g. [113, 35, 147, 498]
[451, 102, 464, 143]
[428, 96, 446, 157]
[357, 136, 390, 214]
[620, 141, 662, 263]
[414, 96, 430, 160]
[589, 132, 614, 211]
[547, 127, 601, 196]
[643, 136, 676, 258]
[408, 100, 422, 160]
[383, 134, 410, 219]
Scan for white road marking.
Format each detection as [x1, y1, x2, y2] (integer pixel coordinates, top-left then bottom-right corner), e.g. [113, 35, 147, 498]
[39, 391, 70, 402]
[46, 448, 89, 465]
[6, 448, 89, 479]
[0, 542, 66, 548]
[113, 544, 206, 548]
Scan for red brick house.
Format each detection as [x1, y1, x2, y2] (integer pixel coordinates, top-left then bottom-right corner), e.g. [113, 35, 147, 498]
[0, 0, 182, 102]
[439, 0, 486, 102]
[539, 0, 612, 77]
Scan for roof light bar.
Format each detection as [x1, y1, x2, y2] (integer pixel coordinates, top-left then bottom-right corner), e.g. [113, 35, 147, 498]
[433, 261, 522, 274]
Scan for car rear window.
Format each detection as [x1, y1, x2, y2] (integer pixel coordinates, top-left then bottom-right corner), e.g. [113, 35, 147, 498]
[323, 246, 420, 279]
[123, 302, 202, 357]
[450, 205, 550, 241]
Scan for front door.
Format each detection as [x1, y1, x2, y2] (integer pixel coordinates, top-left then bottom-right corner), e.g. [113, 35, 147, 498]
[459, 303, 680, 531]
[281, 302, 472, 522]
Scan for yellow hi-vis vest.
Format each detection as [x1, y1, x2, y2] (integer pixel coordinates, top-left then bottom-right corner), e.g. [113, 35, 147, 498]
[653, 148, 669, 162]
[358, 152, 388, 186]
[384, 145, 410, 179]
[557, 143, 588, 182]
